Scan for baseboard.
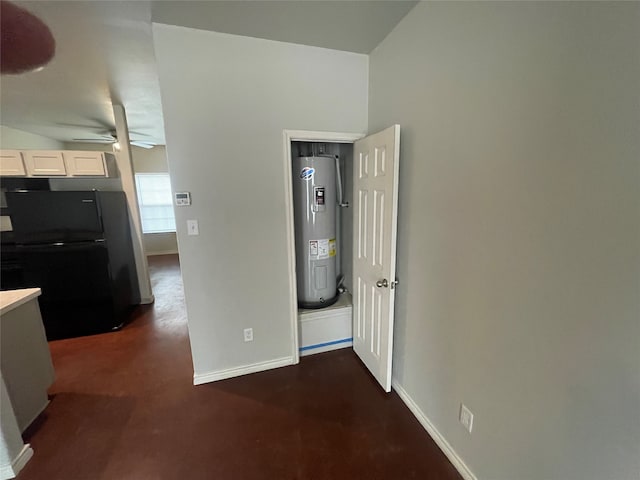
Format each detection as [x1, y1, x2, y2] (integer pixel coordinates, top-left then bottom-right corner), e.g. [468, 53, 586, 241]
[392, 380, 477, 480]
[0, 444, 33, 480]
[139, 295, 155, 305]
[146, 250, 179, 256]
[193, 356, 294, 385]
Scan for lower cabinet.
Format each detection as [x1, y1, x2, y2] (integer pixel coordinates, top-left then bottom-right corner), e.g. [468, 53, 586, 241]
[0, 293, 55, 432]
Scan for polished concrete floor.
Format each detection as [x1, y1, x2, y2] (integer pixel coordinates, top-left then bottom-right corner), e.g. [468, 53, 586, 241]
[19, 254, 462, 480]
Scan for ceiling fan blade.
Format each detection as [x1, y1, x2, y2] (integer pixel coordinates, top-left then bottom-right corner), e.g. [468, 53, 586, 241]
[72, 138, 113, 143]
[130, 141, 155, 149]
[59, 123, 110, 130]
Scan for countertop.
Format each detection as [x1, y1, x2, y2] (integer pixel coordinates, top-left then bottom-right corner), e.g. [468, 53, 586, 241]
[0, 288, 41, 315]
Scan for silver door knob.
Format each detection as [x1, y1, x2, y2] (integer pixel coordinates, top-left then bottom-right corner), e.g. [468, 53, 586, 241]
[376, 279, 389, 288]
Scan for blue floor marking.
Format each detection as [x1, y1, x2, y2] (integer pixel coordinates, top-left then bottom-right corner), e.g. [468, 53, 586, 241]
[300, 337, 353, 352]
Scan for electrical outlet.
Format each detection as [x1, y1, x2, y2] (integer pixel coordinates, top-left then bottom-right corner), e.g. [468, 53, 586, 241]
[243, 328, 253, 342]
[187, 219, 199, 236]
[459, 404, 474, 433]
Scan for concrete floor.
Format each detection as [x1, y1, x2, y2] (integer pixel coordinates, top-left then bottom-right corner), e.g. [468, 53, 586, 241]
[19, 254, 462, 480]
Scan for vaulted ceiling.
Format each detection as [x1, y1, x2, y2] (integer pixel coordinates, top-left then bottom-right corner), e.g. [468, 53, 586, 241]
[0, 1, 417, 146]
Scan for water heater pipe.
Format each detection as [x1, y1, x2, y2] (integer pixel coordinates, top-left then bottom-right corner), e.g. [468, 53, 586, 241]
[335, 155, 344, 206]
[316, 154, 348, 207]
[335, 156, 349, 208]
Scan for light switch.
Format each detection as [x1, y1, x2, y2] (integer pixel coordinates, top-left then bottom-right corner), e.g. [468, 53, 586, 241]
[187, 219, 199, 236]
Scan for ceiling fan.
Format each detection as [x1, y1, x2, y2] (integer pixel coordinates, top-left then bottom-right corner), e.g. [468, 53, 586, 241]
[57, 119, 156, 149]
[72, 130, 155, 149]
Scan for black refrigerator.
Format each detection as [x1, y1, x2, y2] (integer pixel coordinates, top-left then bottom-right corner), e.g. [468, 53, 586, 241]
[5, 190, 140, 339]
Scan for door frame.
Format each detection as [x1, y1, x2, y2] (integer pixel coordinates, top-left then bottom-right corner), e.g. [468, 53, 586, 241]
[282, 129, 365, 364]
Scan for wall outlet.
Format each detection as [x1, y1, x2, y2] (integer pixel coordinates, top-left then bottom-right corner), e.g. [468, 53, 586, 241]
[459, 404, 474, 433]
[243, 328, 253, 342]
[187, 219, 199, 236]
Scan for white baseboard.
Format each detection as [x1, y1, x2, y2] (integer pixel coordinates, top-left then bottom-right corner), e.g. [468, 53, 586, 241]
[140, 295, 155, 305]
[146, 250, 179, 256]
[392, 380, 477, 480]
[193, 356, 294, 385]
[0, 444, 33, 480]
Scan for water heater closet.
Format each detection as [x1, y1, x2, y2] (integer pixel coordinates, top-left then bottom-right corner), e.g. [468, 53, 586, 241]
[292, 143, 345, 309]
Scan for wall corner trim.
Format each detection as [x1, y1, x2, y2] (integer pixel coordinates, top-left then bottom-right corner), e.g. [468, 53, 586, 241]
[392, 380, 477, 480]
[139, 295, 155, 305]
[193, 356, 294, 385]
[0, 444, 33, 480]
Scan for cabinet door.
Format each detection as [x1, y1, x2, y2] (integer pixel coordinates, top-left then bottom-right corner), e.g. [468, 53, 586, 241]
[64, 151, 106, 176]
[0, 150, 26, 176]
[23, 151, 67, 176]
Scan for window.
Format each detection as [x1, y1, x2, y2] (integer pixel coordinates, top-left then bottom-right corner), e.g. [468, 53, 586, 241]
[135, 173, 176, 233]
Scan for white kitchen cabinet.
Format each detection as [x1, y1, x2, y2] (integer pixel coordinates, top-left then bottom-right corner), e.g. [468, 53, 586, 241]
[0, 288, 55, 433]
[0, 150, 26, 176]
[63, 150, 117, 177]
[23, 150, 67, 176]
[0, 150, 118, 178]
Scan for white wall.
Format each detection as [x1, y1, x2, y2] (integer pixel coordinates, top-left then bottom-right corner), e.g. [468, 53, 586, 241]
[369, 2, 640, 480]
[153, 24, 368, 378]
[0, 125, 63, 150]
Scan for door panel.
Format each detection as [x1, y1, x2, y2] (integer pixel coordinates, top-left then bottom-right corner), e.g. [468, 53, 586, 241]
[64, 151, 106, 176]
[23, 151, 66, 176]
[352, 125, 400, 392]
[0, 150, 26, 176]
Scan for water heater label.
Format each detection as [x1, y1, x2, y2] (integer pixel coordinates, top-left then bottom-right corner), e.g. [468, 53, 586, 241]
[300, 167, 315, 181]
[309, 240, 318, 257]
[309, 238, 336, 260]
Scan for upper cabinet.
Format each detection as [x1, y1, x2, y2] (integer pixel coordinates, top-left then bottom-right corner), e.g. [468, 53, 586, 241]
[0, 150, 118, 178]
[24, 150, 67, 176]
[64, 151, 107, 176]
[0, 150, 27, 176]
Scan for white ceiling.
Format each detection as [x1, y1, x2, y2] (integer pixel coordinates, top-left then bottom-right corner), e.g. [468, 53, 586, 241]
[1, 1, 164, 144]
[0, 1, 417, 146]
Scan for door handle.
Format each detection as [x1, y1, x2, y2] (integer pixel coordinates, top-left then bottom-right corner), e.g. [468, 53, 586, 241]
[376, 279, 389, 288]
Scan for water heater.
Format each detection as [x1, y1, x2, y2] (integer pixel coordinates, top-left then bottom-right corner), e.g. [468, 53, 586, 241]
[293, 155, 338, 308]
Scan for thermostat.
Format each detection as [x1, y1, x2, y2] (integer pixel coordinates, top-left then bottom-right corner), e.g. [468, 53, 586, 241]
[175, 192, 191, 206]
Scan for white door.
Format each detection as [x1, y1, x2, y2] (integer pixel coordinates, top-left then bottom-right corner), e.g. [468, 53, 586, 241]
[352, 125, 400, 392]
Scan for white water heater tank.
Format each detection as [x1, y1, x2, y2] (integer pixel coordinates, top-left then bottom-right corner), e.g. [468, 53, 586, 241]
[292, 156, 338, 308]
